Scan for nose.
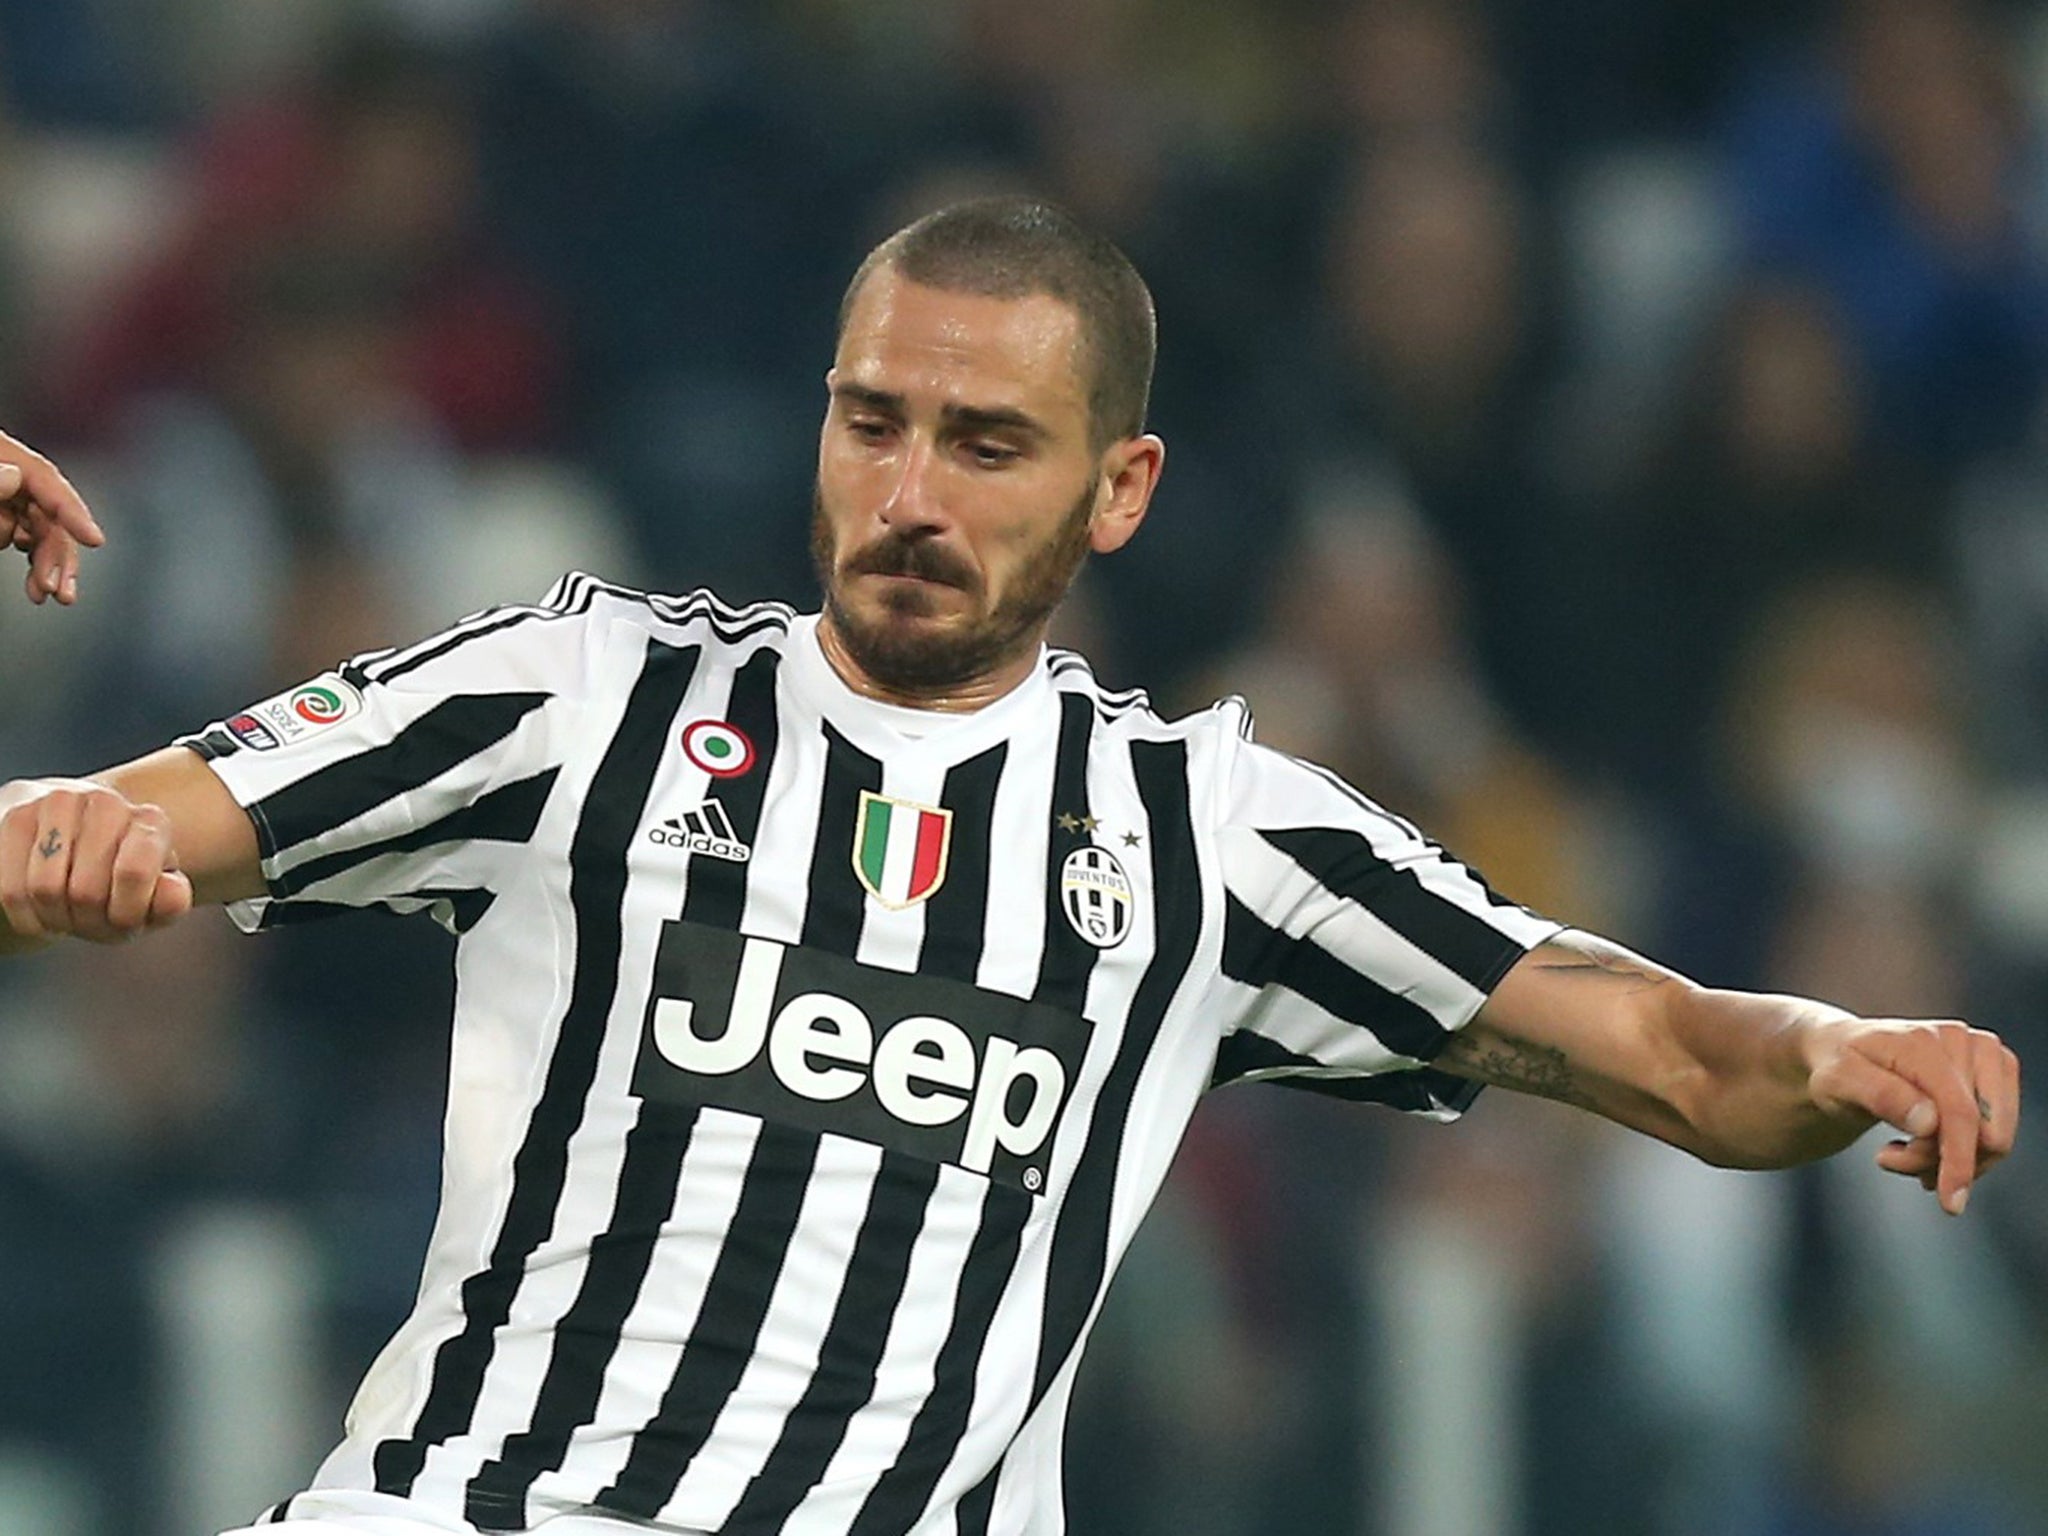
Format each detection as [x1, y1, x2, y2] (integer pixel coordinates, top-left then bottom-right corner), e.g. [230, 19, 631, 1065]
[878, 434, 948, 533]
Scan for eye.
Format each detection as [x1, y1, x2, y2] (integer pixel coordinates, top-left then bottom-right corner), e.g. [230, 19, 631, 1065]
[966, 441, 1021, 467]
[846, 417, 893, 445]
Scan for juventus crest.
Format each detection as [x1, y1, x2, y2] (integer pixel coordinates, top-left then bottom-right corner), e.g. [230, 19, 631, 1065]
[1059, 845, 1134, 948]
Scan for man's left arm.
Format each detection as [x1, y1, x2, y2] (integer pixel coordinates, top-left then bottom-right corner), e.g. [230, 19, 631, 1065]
[1439, 930, 2022, 1216]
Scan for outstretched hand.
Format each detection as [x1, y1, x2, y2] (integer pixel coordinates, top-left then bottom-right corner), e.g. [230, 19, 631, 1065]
[1805, 1017, 2021, 1216]
[0, 431, 104, 605]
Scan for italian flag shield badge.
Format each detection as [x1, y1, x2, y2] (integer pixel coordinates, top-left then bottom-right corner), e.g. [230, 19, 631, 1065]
[853, 791, 954, 908]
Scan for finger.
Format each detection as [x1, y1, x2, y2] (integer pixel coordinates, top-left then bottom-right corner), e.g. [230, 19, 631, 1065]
[1820, 1031, 1978, 1212]
[1970, 1031, 2020, 1168]
[19, 504, 56, 604]
[2001, 1036, 2021, 1150]
[25, 793, 81, 933]
[1870, 1027, 1982, 1216]
[1927, 1031, 1984, 1214]
[0, 803, 46, 939]
[0, 434, 103, 547]
[59, 524, 79, 603]
[1875, 1135, 1938, 1177]
[1809, 1046, 1937, 1139]
[105, 809, 174, 933]
[145, 869, 193, 928]
[31, 521, 75, 603]
[64, 789, 129, 942]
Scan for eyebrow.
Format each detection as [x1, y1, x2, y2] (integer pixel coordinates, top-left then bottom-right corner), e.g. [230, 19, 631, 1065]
[832, 383, 1051, 442]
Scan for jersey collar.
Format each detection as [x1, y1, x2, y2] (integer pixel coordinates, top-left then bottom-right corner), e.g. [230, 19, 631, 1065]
[784, 612, 1055, 756]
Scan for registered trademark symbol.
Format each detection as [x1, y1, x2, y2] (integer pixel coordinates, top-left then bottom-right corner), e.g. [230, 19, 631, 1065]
[1023, 1168, 1043, 1192]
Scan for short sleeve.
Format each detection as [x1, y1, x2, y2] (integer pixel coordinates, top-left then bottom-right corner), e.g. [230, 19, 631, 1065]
[1211, 737, 1565, 1119]
[176, 574, 602, 934]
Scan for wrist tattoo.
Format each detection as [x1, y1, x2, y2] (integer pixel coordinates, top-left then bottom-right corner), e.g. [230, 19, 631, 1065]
[36, 829, 61, 860]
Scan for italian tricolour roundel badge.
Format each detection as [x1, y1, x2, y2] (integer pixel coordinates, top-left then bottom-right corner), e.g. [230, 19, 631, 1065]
[682, 719, 756, 778]
[1060, 845, 1134, 948]
[853, 790, 954, 909]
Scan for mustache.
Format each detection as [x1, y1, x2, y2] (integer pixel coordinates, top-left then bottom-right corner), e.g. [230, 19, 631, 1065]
[841, 534, 981, 594]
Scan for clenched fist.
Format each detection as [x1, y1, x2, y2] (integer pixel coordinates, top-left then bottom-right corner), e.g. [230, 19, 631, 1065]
[0, 780, 195, 945]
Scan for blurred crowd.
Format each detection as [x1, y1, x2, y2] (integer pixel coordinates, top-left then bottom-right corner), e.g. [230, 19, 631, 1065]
[0, 1, 2045, 1533]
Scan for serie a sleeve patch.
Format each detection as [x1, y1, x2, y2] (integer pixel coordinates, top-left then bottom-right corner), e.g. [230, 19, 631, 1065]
[222, 672, 367, 752]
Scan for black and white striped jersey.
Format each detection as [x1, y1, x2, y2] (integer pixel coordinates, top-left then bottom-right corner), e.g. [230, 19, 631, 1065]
[180, 572, 1561, 1536]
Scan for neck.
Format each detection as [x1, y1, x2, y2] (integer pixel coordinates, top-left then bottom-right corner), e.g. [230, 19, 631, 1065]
[813, 613, 1041, 713]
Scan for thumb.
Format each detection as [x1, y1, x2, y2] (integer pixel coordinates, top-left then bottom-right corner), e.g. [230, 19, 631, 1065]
[145, 870, 195, 928]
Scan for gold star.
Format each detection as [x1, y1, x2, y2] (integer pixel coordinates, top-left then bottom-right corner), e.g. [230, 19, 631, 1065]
[1080, 814, 1100, 833]
[1056, 812, 1081, 832]
[1121, 830, 1141, 847]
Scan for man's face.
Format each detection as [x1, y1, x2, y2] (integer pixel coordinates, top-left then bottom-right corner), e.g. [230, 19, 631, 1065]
[813, 269, 1116, 697]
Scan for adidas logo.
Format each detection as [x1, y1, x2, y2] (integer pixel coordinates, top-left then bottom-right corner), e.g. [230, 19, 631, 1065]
[646, 800, 752, 862]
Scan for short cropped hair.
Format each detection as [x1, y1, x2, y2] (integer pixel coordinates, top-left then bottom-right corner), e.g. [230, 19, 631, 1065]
[839, 197, 1157, 447]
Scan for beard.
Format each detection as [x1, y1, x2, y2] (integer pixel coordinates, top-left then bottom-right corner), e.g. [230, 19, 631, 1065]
[811, 476, 1098, 695]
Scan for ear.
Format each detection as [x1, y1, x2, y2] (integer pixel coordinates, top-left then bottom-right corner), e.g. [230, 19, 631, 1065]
[1089, 434, 1166, 555]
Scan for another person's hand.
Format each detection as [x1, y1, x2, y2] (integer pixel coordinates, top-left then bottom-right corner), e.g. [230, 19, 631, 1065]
[0, 431, 104, 605]
[1805, 1016, 2022, 1216]
[0, 781, 194, 946]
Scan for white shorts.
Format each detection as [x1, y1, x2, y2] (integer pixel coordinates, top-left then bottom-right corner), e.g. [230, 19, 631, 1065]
[215, 1488, 709, 1536]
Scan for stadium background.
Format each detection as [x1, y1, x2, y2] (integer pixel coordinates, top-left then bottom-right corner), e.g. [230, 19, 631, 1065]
[0, 0, 2043, 1531]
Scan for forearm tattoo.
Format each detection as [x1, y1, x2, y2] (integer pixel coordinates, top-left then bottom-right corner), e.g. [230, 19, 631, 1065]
[1434, 935, 1669, 1110]
[1437, 1030, 1593, 1108]
[37, 829, 60, 859]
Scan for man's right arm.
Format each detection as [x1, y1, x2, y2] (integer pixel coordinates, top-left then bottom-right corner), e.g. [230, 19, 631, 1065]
[0, 748, 263, 955]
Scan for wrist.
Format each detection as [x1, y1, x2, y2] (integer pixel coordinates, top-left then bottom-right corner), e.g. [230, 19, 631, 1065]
[1681, 989, 1866, 1166]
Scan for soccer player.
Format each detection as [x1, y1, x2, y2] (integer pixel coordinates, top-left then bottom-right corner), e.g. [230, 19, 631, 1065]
[0, 199, 2022, 1536]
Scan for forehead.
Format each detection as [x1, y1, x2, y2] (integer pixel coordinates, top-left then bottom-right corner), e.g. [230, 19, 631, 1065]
[834, 270, 1089, 424]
